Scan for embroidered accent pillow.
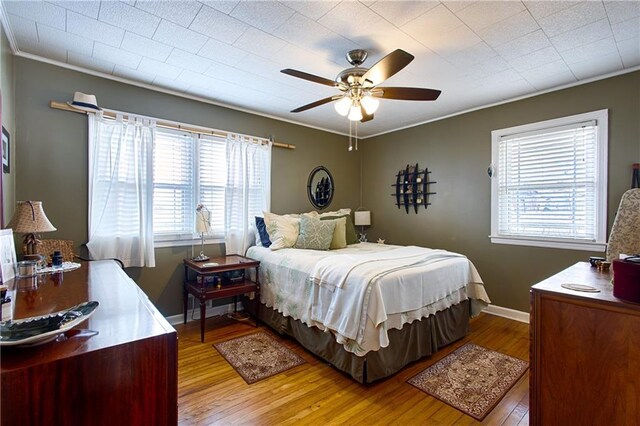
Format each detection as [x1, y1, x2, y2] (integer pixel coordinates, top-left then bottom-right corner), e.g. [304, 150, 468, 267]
[264, 212, 300, 250]
[294, 215, 336, 250]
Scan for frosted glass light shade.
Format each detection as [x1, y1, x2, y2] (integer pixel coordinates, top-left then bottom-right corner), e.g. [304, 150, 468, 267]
[361, 95, 379, 115]
[354, 211, 371, 226]
[348, 105, 363, 121]
[334, 97, 351, 116]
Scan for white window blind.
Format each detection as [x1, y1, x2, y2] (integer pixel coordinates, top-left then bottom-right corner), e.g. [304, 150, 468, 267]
[197, 135, 227, 237]
[153, 129, 196, 240]
[491, 110, 608, 251]
[153, 130, 232, 241]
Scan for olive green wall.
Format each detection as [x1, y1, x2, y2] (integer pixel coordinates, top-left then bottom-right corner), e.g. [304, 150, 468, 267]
[12, 54, 640, 316]
[13, 57, 358, 316]
[1, 27, 15, 227]
[362, 71, 640, 312]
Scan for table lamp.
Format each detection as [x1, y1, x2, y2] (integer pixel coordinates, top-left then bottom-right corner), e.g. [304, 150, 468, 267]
[354, 210, 371, 243]
[193, 204, 211, 262]
[6, 201, 56, 259]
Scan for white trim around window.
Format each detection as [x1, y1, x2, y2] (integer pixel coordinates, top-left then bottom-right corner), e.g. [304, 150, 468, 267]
[490, 109, 608, 252]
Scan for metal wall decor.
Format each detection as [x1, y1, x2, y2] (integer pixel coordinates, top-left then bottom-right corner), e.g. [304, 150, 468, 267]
[307, 166, 334, 210]
[392, 163, 436, 214]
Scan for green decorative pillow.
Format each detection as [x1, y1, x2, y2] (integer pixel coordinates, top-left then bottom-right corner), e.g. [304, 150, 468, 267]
[294, 215, 336, 250]
[320, 214, 358, 245]
[326, 217, 347, 249]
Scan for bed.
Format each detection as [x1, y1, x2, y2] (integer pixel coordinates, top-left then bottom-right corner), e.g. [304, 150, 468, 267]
[245, 242, 490, 383]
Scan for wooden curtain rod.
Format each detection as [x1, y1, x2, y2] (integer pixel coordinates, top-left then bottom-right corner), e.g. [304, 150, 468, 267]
[49, 101, 295, 150]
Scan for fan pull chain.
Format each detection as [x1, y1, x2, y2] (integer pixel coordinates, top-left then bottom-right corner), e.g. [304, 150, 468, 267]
[355, 121, 358, 151]
[348, 121, 353, 151]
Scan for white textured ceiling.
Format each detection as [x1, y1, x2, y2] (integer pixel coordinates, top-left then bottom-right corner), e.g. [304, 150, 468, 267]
[2, 0, 639, 137]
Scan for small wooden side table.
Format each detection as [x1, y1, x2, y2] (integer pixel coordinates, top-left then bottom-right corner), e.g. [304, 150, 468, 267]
[183, 255, 260, 343]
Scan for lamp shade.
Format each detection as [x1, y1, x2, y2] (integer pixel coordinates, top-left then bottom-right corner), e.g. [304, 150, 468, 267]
[361, 95, 379, 115]
[195, 208, 211, 234]
[6, 201, 56, 233]
[354, 211, 371, 226]
[334, 97, 351, 116]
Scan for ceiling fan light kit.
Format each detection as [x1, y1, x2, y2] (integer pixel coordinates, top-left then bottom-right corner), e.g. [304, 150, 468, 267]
[334, 96, 352, 116]
[281, 48, 442, 124]
[348, 103, 363, 121]
[361, 95, 379, 115]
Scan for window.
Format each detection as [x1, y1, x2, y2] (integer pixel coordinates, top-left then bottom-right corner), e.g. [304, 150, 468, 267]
[153, 129, 227, 243]
[88, 113, 271, 265]
[152, 129, 269, 246]
[490, 110, 608, 251]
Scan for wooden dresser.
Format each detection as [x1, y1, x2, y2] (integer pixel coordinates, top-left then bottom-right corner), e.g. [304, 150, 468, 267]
[1, 260, 178, 425]
[530, 262, 640, 425]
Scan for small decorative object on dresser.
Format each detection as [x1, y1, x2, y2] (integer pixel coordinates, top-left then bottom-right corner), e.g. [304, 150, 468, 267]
[0, 229, 16, 283]
[2, 126, 9, 174]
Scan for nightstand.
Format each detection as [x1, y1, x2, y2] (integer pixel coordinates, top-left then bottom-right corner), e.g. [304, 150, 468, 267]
[183, 255, 260, 342]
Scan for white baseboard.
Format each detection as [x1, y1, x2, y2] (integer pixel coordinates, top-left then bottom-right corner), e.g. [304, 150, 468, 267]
[483, 304, 530, 324]
[165, 302, 238, 326]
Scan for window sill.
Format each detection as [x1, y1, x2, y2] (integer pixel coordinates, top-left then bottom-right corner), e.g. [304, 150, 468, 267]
[489, 236, 606, 252]
[154, 238, 225, 249]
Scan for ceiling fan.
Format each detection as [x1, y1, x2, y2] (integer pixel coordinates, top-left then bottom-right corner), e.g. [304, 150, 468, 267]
[281, 49, 441, 123]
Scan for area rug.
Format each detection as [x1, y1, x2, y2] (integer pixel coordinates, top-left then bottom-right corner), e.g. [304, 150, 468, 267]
[407, 343, 528, 420]
[213, 332, 306, 384]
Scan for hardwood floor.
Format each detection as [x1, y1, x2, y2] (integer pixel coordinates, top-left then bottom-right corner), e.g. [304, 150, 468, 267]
[176, 312, 529, 425]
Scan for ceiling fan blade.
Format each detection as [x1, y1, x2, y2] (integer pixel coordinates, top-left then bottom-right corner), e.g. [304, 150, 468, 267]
[360, 106, 374, 122]
[290, 96, 338, 113]
[376, 87, 441, 101]
[281, 68, 337, 87]
[361, 49, 414, 87]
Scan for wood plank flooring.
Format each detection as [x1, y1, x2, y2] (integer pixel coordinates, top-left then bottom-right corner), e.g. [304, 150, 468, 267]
[176, 313, 529, 425]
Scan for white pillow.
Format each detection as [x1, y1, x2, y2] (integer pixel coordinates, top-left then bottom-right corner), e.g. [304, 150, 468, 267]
[318, 208, 351, 218]
[263, 212, 301, 250]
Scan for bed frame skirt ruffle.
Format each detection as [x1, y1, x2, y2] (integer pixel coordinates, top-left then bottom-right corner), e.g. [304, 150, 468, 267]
[253, 299, 470, 383]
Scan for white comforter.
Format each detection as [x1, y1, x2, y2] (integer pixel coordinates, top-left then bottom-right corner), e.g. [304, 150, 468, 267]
[246, 243, 490, 356]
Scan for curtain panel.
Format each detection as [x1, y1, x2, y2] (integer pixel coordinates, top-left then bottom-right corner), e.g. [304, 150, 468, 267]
[87, 113, 156, 267]
[224, 135, 271, 255]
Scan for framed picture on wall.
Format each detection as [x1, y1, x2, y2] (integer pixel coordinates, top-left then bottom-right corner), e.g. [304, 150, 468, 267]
[2, 126, 9, 174]
[0, 229, 17, 283]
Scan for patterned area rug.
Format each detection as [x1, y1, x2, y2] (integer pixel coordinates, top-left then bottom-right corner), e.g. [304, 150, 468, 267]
[408, 343, 528, 420]
[213, 332, 306, 384]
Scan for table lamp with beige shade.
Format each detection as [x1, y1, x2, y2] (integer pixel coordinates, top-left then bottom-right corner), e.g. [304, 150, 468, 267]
[354, 210, 371, 243]
[6, 201, 56, 260]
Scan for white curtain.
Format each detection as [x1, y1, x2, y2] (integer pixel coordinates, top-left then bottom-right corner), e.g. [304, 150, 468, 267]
[87, 113, 156, 267]
[224, 134, 271, 255]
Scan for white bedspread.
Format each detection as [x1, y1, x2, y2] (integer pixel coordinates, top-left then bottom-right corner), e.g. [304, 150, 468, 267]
[246, 243, 490, 356]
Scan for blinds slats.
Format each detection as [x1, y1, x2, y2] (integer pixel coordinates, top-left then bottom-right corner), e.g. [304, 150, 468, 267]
[497, 120, 600, 241]
[151, 130, 269, 240]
